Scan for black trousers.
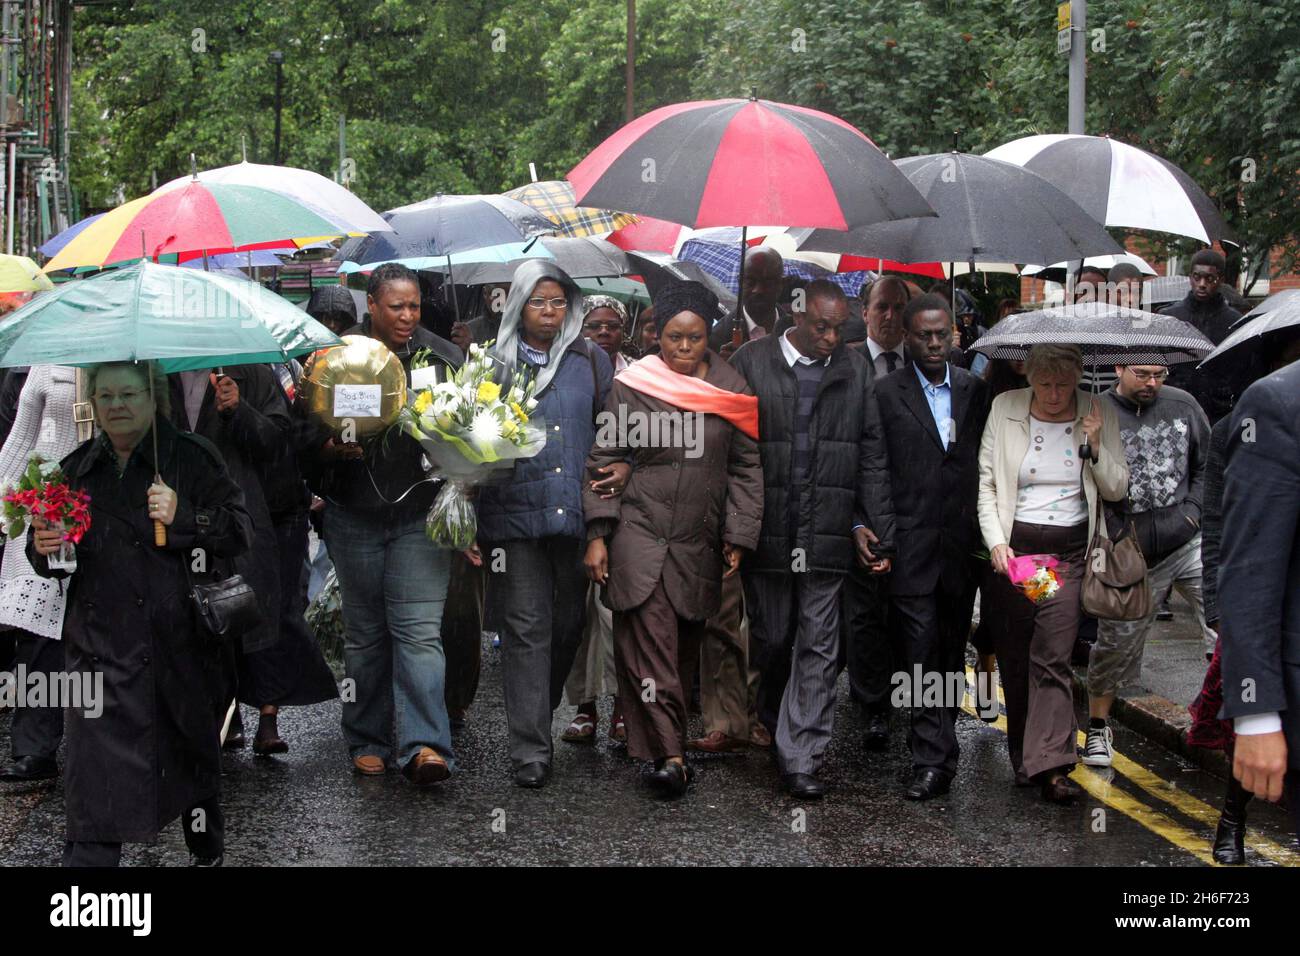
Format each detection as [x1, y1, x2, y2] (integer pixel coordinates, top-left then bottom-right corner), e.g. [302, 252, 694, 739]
[62, 795, 224, 867]
[840, 565, 898, 716]
[892, 583, 976, 778]
[9, 631, 65, 760]
[443, 551, 484, 717]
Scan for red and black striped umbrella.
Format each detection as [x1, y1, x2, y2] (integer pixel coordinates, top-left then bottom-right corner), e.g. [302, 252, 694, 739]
[568, 97, 934, 230]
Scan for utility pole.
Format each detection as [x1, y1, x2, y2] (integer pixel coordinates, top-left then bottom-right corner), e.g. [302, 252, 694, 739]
[625, 0, 635, 123]
[269, 51, 284, 164]
[1068, 0, 1086, 133]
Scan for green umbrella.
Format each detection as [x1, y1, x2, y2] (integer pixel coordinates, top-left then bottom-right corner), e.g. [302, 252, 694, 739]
[0, 259, 340, 372]
[576, 275, 651, 308]
[0, 259, 343, 547]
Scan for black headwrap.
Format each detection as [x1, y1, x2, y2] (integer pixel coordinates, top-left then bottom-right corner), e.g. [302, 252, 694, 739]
[652, 279, 723, 333]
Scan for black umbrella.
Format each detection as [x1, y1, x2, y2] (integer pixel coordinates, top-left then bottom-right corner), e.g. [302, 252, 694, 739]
[972, 301, 1215, 367]
[792, 153, 1124, 267]
[337, 194, 556, 266]
[1199, 290, 1300, 370]
[624, 250, 737, 312]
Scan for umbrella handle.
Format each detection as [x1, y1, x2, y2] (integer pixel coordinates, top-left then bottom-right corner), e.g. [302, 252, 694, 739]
[154, 518, 167, 547]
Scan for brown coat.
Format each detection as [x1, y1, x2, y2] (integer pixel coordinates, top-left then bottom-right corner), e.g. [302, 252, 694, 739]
[584, 352, 763, 620]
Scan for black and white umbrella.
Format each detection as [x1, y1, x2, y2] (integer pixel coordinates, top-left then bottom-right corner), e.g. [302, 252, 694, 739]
[973, 301, 1215, 366]
[790, 152, 1123, 266]
[983, 134, 1236, 247]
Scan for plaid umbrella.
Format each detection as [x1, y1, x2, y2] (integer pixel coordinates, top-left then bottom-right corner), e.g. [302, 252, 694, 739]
[972, 301, 1214, 366]
[678, 238, 873, 298]
[503, 180, 637, 238]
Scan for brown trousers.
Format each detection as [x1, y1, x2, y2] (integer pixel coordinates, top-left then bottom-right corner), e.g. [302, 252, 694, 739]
[986, 520, 1088, 779]
[699, 572, 759, 740]
[613, 579, 705, 762]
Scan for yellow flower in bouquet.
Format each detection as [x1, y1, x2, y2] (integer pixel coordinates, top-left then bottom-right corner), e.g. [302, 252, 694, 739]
[413, 391, 433, 414]
[510, 401, 529, 424]
[477, 380, 502, 403]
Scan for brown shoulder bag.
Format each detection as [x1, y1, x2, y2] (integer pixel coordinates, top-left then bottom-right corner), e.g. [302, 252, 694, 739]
[1080, 462, 1150, 621]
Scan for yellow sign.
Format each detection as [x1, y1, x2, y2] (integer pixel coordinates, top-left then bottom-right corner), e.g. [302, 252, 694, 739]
[1057, 2, 1071, 31]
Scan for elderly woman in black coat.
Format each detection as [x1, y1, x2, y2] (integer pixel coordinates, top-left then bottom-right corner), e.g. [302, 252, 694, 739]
[30, 361, 252, 867]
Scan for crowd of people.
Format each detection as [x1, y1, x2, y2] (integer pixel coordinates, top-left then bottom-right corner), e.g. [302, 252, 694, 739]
[0, 242, 1297, 867]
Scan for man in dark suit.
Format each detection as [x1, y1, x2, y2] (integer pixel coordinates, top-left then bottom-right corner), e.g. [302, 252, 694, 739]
[873, 293, 991, 799]
[842, 275, 912, 750]
[1218, 357, 1300, 838]
[709, 246, 787, 358]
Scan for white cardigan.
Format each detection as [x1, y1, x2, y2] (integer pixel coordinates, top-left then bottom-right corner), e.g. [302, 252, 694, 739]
[0, 366, 83, 638]
[977, 387, 1128, 551]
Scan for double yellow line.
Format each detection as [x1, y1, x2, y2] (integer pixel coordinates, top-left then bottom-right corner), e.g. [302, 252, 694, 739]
[961, 668, 1300, 867]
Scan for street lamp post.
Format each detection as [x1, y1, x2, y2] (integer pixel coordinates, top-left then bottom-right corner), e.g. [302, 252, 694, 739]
[268, 51, 284, 164]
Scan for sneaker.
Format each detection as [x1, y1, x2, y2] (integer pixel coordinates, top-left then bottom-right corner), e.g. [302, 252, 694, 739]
[1082, 724, 1114, 767]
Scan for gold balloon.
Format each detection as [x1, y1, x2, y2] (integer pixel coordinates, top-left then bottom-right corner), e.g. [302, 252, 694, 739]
[299, 335, 407, 441]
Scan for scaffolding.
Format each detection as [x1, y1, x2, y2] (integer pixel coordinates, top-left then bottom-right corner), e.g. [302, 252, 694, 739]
[0, 0, 73, 256]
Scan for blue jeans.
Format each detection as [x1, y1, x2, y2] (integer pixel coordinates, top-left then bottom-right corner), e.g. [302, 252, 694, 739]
[325, 505, 454, 770]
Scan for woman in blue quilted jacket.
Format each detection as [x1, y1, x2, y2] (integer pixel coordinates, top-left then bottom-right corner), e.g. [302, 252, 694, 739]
[476, 260, 614, 789]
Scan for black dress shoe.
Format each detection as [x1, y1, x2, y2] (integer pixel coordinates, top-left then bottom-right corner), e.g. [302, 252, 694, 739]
[223, 709, 245, 750]
[514, 762, 549, 789]
[863, 713, 889, 752]
[189, 853, 224, 867]
[0, 755, 57, 781]
[904, 768, 951, 801]
[782, 772, 827, 799]
[648, 759, 690, 798]
[1212, 813, 1246, 865]
[1040, 771, 1082, 804]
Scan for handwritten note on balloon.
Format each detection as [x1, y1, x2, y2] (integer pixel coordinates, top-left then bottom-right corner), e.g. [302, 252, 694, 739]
[333, 384, 383, 418]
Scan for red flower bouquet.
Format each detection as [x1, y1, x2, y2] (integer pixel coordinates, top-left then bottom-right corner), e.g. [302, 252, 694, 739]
[2, 453, 92, 568]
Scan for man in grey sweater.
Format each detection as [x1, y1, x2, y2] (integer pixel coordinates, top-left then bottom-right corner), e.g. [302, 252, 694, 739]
[1083, 363, 1212, 766]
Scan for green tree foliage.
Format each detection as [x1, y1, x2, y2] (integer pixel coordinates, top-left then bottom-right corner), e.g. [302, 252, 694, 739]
[67, 1, 1298, 274]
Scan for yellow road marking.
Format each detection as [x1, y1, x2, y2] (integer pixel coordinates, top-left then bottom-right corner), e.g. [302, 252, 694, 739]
[963, 667, 1298, 866]
[957, 702, 1220, 865]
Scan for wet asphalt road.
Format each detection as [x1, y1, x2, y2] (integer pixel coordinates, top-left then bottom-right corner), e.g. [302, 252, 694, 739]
[1, 635, 1296, 867]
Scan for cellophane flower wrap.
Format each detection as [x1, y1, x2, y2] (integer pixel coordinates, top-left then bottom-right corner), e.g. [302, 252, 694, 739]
[1006, 553, 1061, 604]
[400, 341, 546, 548]
[1, 452, 92, 544]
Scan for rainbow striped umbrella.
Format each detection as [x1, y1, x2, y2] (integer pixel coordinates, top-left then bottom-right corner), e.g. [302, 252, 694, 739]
[43, 180, 349, 273]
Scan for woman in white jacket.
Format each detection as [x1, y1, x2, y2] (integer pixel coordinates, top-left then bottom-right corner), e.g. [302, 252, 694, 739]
[0, 365, 84, 781]
[977, 345, 1128, 804]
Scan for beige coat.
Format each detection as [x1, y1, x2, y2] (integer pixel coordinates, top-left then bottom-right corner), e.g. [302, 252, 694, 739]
[977, 387, 1128, 550]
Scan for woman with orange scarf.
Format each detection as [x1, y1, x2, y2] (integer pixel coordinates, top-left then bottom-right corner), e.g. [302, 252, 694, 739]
[583, 280, 764, 798]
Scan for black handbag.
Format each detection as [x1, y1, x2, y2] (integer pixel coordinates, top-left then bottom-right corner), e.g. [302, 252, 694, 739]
[186, 562, 262, 643]
[172, 449, 262, 642]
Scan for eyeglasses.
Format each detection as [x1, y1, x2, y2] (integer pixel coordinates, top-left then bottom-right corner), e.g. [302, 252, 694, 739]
[583, 321, 623, 333]
[93, 389, 149, 406]
[1125, 368, 1169, 382]
[526, 297, 569, 311]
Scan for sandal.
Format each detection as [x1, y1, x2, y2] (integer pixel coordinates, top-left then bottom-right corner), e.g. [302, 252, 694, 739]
[562, 710, 597, 743]
[609, 712, 627, 744]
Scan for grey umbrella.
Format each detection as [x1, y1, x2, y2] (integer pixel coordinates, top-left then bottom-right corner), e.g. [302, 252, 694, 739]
[790, 153, 1124, 267]
[439, 237, 630, 286]
[972, 301, 1214, 367]
[1199, 289, 1300, 370]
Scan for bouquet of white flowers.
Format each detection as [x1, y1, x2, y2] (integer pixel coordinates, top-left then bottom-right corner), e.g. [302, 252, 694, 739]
[400, 341, 546, 547]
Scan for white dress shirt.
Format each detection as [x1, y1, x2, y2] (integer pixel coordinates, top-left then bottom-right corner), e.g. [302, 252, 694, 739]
[865, 336, 906, 377]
